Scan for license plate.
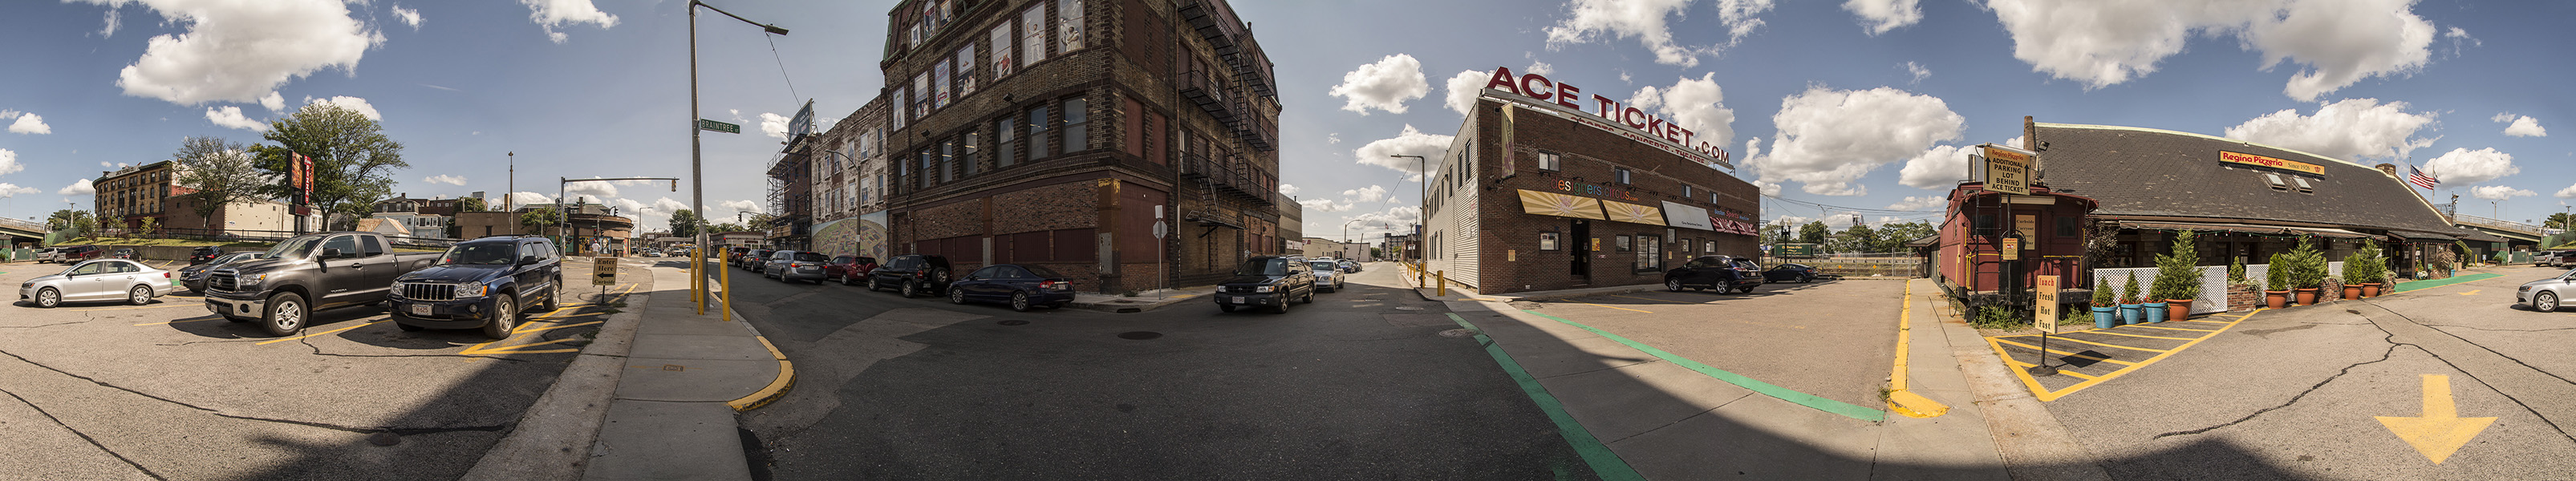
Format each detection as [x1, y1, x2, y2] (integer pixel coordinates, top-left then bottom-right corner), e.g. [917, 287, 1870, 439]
[1232, 297, 1247, 304]
[409, 305, 431, 317]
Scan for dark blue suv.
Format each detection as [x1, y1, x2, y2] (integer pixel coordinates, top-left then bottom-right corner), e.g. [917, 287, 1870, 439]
[388, 236, 562, 339]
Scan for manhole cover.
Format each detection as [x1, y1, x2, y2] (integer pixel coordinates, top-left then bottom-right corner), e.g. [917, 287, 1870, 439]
[367, 432, 401, 447]
[1394, 306, 1424, 311]
[1439, 329, 1478, 338]
[997, 319, 1030, 325]
[1117, 331, 1162, 340]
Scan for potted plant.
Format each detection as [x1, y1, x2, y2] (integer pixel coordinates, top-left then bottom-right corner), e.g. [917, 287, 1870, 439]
[2346, 243, 2384, 298]
[2091, 280, 2118, 329]
[2289, 239, 2324, 305]
[2150, 230, 2201, 321]
[2265, 253, 2291, 309]
[2119, 271, 2145, 325]
[2331, 275, 2353, 300]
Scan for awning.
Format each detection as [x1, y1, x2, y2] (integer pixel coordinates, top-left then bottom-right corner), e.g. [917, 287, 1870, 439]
[1602, 200, 1665, 226]
[1661, 201, 1714, 230]
[2387, 229, 2456, 241]
[1517, 189, 1605, 220]
[2116, 220, 2369, 238]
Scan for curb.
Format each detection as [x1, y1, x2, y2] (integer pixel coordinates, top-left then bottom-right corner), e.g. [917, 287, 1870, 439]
[727, 335, 796, 411]
[1065, 296, 1200, 313]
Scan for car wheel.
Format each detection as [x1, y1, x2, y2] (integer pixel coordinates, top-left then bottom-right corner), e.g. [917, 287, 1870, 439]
[34, 287, 59, 308]
[128, 285, 152, 305]
[1801, 274, 1815, 283]
[949, 288, 968, 305]
[1010, 292, 1032, 312]
[1219, 305, 1237, 313]
[1665, 278, 1684, 292]
[481, 294, 517, 340]
[902, 281, 920, 298]
[396, 322, 425, 332]
[259, 293, 308, 337]
[2540, 292, 2562, 312]
[535, 288, 557, 312]
[1274, 298, 1292, 314]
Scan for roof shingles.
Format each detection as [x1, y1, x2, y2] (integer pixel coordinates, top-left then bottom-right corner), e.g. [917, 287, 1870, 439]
[2035, 123, 2461, 235]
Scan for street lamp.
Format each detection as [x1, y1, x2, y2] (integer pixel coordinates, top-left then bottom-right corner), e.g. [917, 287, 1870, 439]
[688, 0, 787, 314]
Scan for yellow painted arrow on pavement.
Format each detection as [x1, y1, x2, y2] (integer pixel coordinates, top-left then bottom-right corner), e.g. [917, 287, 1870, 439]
[2458, 289, 2482, 296]
[2376, 374, 2495, 464]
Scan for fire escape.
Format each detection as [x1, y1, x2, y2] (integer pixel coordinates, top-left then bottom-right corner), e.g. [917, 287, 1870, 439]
[1176, 0, 1277, 231]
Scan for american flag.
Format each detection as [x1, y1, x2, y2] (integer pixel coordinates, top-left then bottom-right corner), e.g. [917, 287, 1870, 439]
[2407, 166, 2439, 189]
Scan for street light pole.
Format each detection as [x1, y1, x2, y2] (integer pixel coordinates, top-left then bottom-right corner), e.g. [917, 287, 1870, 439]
[687, 0, 787, 315]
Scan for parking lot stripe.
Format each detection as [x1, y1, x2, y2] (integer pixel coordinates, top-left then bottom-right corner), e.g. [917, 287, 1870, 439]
[2043, 336, 2171, 353]
[2126, 325, 2218, 333]
[513, 321, 603, 335]
[1445, 313, 1649, 481]
[1989, 339, 2140, 365]
[1988, 307, 2266, 402]
[2082, 329, 2199, 341]
[1572, 302, 1653, 313]
[254, 319, 388, 346]
[1520, 310, 1887, 422]
[2053, 370, 2100, 380]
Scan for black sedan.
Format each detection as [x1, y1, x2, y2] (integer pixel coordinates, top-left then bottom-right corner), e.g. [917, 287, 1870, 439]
[1763, 263, 1823, 283]
[177, 252, 267, 293]
[1664, 255, 1765, 293]
[947, 264, 1077, 312]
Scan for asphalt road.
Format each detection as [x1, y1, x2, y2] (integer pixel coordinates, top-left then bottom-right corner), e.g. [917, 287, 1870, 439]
[1517, 277, 1904, 408]
[0, 257, 640, 480]
[728, 262, 1601, 480]
[2030, 266, 2576, 480]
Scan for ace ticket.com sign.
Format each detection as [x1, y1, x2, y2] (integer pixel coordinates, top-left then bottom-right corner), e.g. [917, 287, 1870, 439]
[1480, 67, 1731, 168]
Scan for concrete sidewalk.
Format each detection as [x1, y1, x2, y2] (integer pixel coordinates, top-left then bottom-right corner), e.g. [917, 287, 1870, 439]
[1066, 285, 1219, 313]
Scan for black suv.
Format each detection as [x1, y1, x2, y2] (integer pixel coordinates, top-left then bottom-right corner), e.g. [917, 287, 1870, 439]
[869, 254, 953, 297]
[1665, 255, 1766, 293]
[1215, 256, 1316, 313]
[387, 236, 563, 339]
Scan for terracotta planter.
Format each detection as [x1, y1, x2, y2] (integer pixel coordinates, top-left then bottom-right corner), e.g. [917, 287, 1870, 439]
[2343, 285, 2363, 299]
[2295, 288, 2318, 305]
[2266, 290, 2290, 309]
[2165, 299, 2193, 321]
[2362, 283, 2381, 297]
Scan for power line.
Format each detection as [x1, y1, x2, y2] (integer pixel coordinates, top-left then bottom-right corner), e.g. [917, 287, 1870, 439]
[765, 34, 800, 106]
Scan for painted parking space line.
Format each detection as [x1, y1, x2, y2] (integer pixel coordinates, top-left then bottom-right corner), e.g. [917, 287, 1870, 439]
[1986, 308, 2264, 402]
[2040, 335, 2172, 353]
[1519, 310, 1886, 422]
[1606, 293, 1702, 305]
[2126, 325, 2218, 333]
[256, 319, 390, 346]
[1442, 313, 1647, 481]
[2081, 329, 2200, 341]
[1990, 339, 2140, 366]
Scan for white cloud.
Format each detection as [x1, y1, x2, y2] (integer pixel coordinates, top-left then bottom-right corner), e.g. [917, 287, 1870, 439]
[1637, 73, 1736, 154]
[1326, 134, 1341, 145]
[1544, 0, 1774, 67]
[1746, 87, 1964, 196]
[1300, 198, 1354, 212]
[304, 95, 382, 120]
[2495, 114, 2546, 137]
[720, 199, 765, 216]
[1353, 125, 1453, 176]
[1620, 71, 1633, 83]
[759, 112, 791, 140]
[1903, 61, 1931, 83]
[258, 91, 284, 111]
[2421, 148, 2518, 185]
[391, 5, 422, 30]
[5, 111, 51, 134]
[506, 192, 552, 207]
[59, 178, 96, 196]
[99, 6, 121, 37]
[205, 106, 267, 131]
[1887, 196, 1945, 211]
[1349, 205, 1422, 228]
[565, 177, 620, 199]
[521, 0, 618, 43]
[1277, 184, 1299, 196]
[1982, 0, 2436, 101]
[1442, 70, 1490, 116]
[424, 174, 466, 186]
[1897, 135, 2022, 190]
[2222, 98, 2436, 161]
[1328, 54, 1430, 115]
[1526, 59, 1556, 75]
[1341, 185, 1389, 203]
[0, 149, 18, 176]
[76, 0, 381, 107]
[0, 184, 40, 198]
[1845, 0, 1922, 35]
[2558, 184, 2576, 200]
[2468, 185, 2535, 201]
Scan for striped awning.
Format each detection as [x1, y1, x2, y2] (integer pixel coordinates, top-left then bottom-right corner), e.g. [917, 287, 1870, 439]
[1518, 189, 1606, 220]
[1601, 200, 1666, 226]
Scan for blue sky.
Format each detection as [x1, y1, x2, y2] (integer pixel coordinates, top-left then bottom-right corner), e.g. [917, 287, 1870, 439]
[1, 0, 2568, 239]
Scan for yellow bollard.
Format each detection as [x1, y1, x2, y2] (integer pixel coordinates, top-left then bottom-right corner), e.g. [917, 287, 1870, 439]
[721, 258, 732, 322]
[1437, 270, 1447, 297]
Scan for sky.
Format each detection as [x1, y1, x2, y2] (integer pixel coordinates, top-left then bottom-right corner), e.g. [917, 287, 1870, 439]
[0, 0, 2569, 240]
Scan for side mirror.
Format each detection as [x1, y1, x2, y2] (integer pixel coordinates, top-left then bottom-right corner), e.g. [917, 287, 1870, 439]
[320, 248, 347, 259]
[520, 255, 540, 265]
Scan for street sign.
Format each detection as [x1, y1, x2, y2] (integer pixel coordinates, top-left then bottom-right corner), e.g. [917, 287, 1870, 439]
[2000, 238, 2020, 260]
[594, 257, 617, 286]
[2034, 275, 2059, 333]
[697, 119, 741, 134]
[1151, 220, 1168, 239]
[1982, 143, 2035, 195]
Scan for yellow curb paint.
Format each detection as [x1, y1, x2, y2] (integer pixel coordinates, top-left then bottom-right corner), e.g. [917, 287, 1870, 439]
[1991, 307, 2266, 401]
[1886, 281, 1949, 418]
[256, 319, 388, 346]
[727, 334, 797, 411]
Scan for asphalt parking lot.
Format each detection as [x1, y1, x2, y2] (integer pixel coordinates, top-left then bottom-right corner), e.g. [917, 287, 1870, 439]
[1515, 277, 1905, 410]
[0, 257, 645, 479]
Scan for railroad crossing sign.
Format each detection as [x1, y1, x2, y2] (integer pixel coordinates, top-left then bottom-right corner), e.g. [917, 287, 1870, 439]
[696, 119, 740, 134]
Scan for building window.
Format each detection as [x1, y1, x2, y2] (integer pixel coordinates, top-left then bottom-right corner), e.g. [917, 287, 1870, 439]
[918, 149, 935, 189]
[1681, 185, 1692, 198]
[1021, 6, 1047, 68]
[939, 137, 957, 183]
[1615, 168, 1632, 185]
[989, 23, 1016, 78]
[1538, 152, 1560, 171]
[914, 72, 931, 118]
[1027, 105, 1051, 160]
[1539, 232, 1559, 250]
[2058, 216, 2082, 238]
[1704, 240, 1717, 253]
[963, 131, 981, 176]
[1635, 236, 1660, 273]
[1615, 235, 1632, 252]
[1061, 97, 1088, 155]
[1710, 192, 1720, 204]
[1057, 0, 1085, 51]
[934, 59, 952, 109]
[954, 43, 977, 99]
[996, 118, 1017, 168]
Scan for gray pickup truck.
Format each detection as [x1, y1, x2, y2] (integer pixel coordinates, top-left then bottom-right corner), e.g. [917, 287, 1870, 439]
[204, 232, 443, 337]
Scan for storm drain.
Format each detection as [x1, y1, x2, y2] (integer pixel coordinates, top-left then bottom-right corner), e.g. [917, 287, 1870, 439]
[997, 320, 1030, 325]
[1117, 331, 1163, 340]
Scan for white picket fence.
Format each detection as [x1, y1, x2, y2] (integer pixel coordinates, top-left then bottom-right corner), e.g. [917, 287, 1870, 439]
[2091, 262, 2339, 314]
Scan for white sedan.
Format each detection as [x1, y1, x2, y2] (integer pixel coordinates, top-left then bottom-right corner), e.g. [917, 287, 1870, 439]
[18, 259, 171, 308]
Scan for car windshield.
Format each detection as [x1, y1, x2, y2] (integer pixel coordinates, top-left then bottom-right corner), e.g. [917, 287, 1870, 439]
[1023, 265, 1064, 278]
[438, 243, 518, 265]
[1239, 258, 1291, 276]
[793, 252, 829, 262]
[1310, 261, 1338, 271]
[265, 235, 326, 260]
[219, 253, 263, 265]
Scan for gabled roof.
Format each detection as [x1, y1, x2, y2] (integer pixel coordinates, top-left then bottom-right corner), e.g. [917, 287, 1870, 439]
[2034, 123, 2460, 234]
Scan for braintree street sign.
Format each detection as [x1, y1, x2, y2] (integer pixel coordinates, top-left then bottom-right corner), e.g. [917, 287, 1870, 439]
[1478, 67, 1733, 169]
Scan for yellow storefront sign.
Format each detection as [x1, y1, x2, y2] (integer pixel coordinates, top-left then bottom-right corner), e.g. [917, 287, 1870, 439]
[2218, 151, 2325, 175]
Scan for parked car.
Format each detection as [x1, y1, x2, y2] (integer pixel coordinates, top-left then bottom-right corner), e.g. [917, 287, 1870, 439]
[108, 249, 139, 260]
[32, 247, 59, 263]
[2549, 251, 2576, 268]
[1308, 260, 1346, 293]
[18, 259, 170, 308]
[868, 254, 954, 297]
[1763, 263, 1822, 283]
[764, 250, 832, 284]
[2518, 269, 2576, 312]
[1338, 259, 1361, 273]
[190, 246, 226, 265]
[946, 264, 1076, 312]
[55, 245, 103, 263]
[825, 256, 879, 285]
[1665, 255, 1766, 293]
[640, 249, 666, 257]
[738, 249, 774, 269]
[387, 236, 563, 339]
[726, 246, 751, 264]
[178, 252, 268, 293]
[1215, 256, 1316, 313]
[202, 232, 444, 336]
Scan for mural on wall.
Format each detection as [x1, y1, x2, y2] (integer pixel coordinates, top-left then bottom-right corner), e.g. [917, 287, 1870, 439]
[809, 211, 891, 260]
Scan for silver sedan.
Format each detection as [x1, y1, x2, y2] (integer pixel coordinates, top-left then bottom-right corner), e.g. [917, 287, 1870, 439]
[18, 259, 171, 308]
[2520, 269, 2576, 312]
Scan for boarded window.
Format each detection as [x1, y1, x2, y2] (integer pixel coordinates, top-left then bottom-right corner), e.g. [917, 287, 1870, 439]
[1119, 0, 1165, 75]
[1053, 228, 1096, 262]
[1013, 231, 1053, 262]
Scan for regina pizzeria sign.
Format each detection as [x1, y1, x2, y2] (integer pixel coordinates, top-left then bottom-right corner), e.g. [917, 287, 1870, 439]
[1479, 67, 1734, 169]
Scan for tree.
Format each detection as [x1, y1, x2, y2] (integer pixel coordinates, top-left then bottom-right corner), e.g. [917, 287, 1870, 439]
[1874, 221, 1936, 253]
[2549, 212, 2573, 230]
[172, 135, 272, 232]
[47, 209, 91, 231]
[1797, 220, 1830, 245]
[707, 221, 749, 233]
[459, 196, 488, 212]
[521, 207, 562, 232]
[138, 217, 160, 238]
[1831, 223, 1879, 253]
[669, 208, 705, 238]
[2149, 230, 2201, 302]
[254, 103, 408, 231]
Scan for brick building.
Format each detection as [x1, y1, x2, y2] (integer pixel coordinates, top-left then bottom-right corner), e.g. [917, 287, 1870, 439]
[873, 0, 1281, 293]
[782, 96, 894, 261]
[1422, 79, 1759, 294]
[95, 160, 298, 236]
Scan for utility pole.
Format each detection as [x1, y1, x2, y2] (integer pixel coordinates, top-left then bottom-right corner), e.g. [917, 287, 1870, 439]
[687, 0, 789, 315]
[506, 152, 515, 212]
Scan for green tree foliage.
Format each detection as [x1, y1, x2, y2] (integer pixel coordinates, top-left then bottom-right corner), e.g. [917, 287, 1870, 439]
[459, 196, 488, 212]
[1797, 220, 1830, 245]
[2150, 230, 2203, 301]
[2228, 257, 2248, 285]
[172, 136, 270, 232]
[2343, 240, 2385, 287]
[2092, 275, 2115, 307]
[2121, 271, 2142, 304]
[1830, 223, 1879, 253]
[2266, 253, 2290, 291]
[668, 208, 705, 238]
[2549, 212, 2572, 230]
[521, 207, 561, 232]
[254, 103, 408, 231]
[1873, 221, 1936, 253]
[47, 209, 92, 232]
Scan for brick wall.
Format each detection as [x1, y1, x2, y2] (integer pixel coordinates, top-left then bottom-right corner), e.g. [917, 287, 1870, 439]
[1460, 97, 1760, 294]
[2319, 277, 2343, 303]
[2226, 283, 2260, 311]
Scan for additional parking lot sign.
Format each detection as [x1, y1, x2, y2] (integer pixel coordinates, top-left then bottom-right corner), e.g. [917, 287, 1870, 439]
[594, 257, 618, 286]
[2034, 275, 2059, 333]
